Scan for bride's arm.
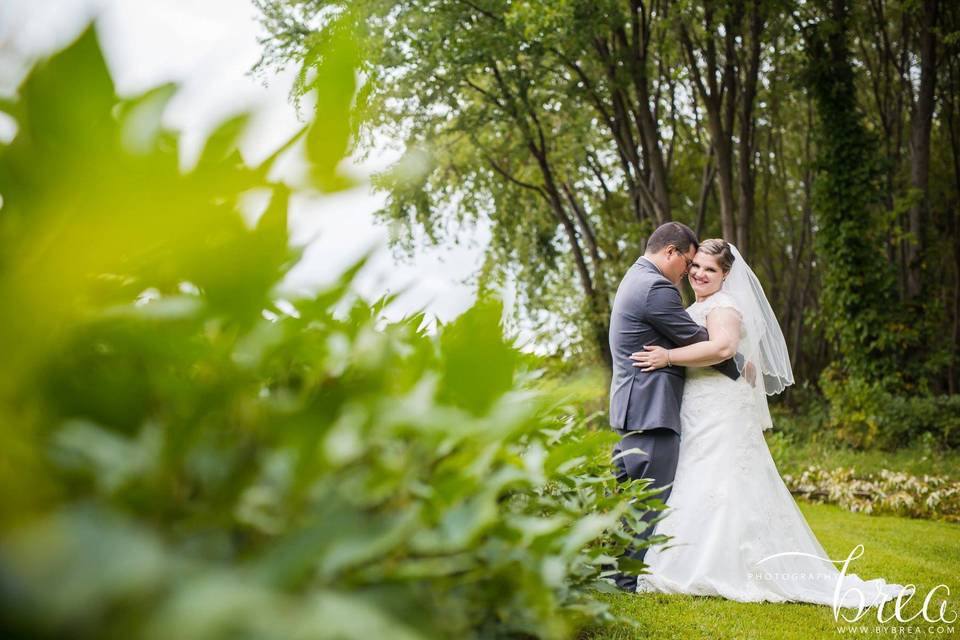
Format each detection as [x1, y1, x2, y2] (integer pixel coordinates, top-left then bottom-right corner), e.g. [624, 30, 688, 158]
[631, 308, 742, 371]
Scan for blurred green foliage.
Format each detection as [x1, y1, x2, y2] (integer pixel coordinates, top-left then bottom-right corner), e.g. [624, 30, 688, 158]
[0, 25, 657, 640]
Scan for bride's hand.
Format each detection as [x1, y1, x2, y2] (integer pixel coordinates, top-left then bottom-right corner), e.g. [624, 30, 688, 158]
[745, 361, 758, 387]
[630, 345, 669, 372]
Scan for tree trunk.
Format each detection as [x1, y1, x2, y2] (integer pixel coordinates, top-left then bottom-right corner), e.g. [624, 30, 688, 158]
[678, 0, 754, 245]
[736, 0, 764, 257]
[945, 31, 960, 393]
[905, 0, 939, 300]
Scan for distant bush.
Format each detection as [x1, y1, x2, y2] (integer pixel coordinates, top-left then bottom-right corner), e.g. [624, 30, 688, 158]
[820, 370, 960, 450]
[768, 388, 830, 444]
[0, 27, 657, 640]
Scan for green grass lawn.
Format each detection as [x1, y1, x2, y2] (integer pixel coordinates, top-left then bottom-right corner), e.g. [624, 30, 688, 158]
[580, 502, 960, 639]
[766, 433, 960, 481]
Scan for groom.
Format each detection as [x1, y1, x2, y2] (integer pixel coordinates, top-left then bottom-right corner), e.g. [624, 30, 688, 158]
[608, 222, 741, 592]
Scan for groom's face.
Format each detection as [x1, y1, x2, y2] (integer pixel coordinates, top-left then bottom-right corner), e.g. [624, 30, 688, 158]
[664, 245, 697, 285]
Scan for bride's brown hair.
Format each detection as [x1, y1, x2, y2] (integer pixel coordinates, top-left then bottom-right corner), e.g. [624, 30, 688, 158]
[698, 238, 736, 273]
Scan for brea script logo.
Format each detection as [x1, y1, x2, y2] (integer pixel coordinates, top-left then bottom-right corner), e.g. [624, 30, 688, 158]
[753, 545, 957, 626]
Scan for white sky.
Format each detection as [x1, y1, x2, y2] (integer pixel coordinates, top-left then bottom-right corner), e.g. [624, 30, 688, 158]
[0, 0, 487, 328]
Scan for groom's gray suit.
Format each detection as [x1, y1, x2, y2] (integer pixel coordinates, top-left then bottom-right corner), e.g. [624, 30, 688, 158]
[608, 256, 740, 590]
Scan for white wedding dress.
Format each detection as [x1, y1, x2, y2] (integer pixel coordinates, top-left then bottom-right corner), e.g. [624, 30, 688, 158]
[636, 291, 905, 607]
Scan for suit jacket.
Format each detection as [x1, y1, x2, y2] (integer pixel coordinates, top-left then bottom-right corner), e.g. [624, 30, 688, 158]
[608, 256, 741, 435]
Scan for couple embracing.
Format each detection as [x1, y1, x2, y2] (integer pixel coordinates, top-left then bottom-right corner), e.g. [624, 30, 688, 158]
[607, 222, 904, 606]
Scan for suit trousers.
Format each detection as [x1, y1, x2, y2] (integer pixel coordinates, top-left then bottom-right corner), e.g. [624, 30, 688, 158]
[610, 428, 680, 590]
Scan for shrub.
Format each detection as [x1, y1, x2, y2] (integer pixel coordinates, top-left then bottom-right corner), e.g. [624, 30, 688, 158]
[768, 388, 830, 444]
[820, 368, 960, 450]
[0, 27, 656, 640]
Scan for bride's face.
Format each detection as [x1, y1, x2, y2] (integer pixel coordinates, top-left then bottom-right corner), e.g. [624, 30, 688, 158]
[688, 251, 726, 296]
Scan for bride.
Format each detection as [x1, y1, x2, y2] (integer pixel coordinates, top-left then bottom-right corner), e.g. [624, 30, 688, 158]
[628, 238, 905, 607]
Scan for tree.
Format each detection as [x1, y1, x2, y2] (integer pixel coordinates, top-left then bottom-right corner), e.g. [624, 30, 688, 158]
[255, 0, 960, 398]
[674, 0, 768, 256]
[254, 0, 791, 367]
[797, 0, 899, 380]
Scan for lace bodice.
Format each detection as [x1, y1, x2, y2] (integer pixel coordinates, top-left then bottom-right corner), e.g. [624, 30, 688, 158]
[686, 290, 743, 329]
[684, 292, 746, 386]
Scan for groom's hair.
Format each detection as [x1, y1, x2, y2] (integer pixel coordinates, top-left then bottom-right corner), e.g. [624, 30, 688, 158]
[645, 222, 699, 255]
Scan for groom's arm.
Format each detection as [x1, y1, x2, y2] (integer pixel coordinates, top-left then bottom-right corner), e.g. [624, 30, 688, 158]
[645, 280, 710, 346]
[645, 281, 741, 380]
